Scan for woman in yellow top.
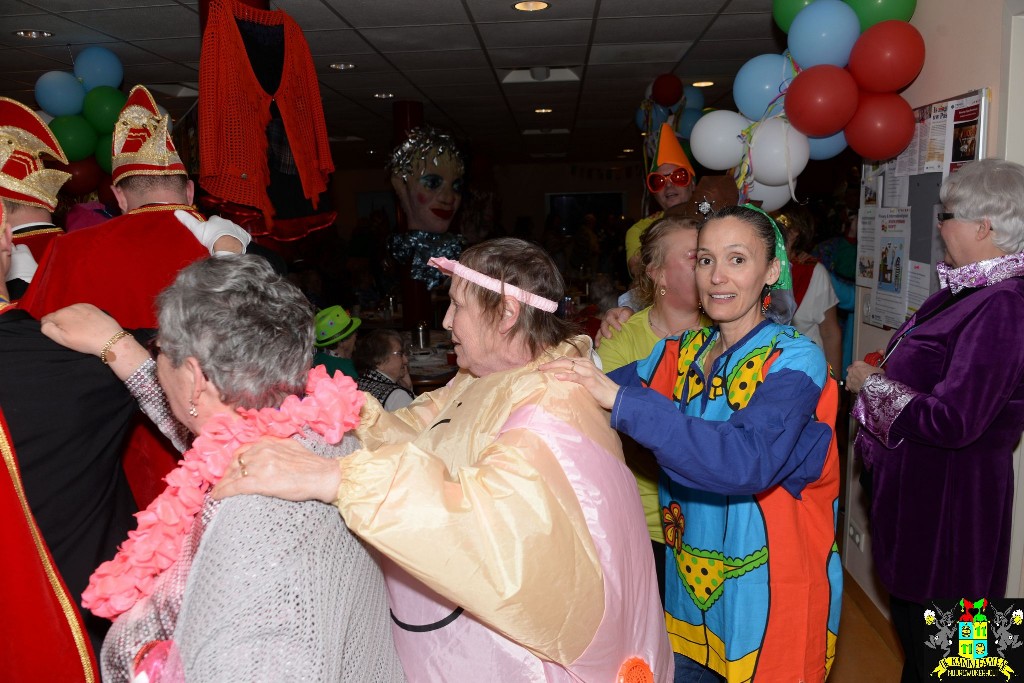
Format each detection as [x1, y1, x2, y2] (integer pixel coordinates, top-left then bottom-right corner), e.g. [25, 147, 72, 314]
[598, 214, 707, 603]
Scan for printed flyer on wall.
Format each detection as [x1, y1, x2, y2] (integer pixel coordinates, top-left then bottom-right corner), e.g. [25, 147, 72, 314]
[869, 207, 911, 328]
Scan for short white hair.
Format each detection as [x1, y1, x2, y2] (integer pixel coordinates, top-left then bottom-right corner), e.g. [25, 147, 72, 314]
[940, 159, 1024, 254]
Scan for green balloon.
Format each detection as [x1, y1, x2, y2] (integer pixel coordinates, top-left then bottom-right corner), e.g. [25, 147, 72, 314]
[82, 86, 127, 134]
[48, 115, 98, 162]
[845, 0, 917, 31]
[773, 0, 814, 33]
[95, 133, 113, 174]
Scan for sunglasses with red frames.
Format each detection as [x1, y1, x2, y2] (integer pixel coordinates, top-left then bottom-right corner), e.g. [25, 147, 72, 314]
[646, 168, 692, 194]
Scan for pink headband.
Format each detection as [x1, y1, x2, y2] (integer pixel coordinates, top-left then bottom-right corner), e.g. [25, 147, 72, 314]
[428, 256, 559, 313]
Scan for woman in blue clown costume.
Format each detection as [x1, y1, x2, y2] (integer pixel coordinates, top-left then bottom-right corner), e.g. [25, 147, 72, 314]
[546, 204, 842, 682]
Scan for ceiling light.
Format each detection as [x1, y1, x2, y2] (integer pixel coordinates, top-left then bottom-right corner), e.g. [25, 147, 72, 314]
[513, 1, 549, 11]
[622, 148, 635, 153]
[692, 81, 714, 87]
[13, 30, 53, 39]
[534, 107, 553, 114]
[522, 128, 569, 135]
[373, 92, 394, 100]
[330, 62, 356, 71]
[502, 67, 579, 84]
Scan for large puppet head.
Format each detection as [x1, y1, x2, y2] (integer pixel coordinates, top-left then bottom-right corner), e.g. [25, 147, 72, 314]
[387, 126, 465, 234]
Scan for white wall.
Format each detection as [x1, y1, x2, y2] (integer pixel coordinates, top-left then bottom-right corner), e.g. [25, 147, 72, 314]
[845, 0, 1024, 615]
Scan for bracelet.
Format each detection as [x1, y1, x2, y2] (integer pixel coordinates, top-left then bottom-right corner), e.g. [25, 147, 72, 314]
[100, 330, 133, 365]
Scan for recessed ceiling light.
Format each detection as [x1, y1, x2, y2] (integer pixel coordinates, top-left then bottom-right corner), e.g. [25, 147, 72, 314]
[13, 30, 53, 39]
[692, 81, 714, 87]
[534, 107, 553, 114]
[330, 62, 356, 71]
[368, 149, 377, 155]
[622, 148, 635, 153]
[513, 1, 549, 11]
[373, 92, 395, 100]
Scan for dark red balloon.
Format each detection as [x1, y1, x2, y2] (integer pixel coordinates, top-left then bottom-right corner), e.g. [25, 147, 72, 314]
[844, 92, 915, 160]
[52, 156, 102, 196]
[651, 73, 684, 107]
[848, 20, 926, 92]
[784, 65, 859, 137]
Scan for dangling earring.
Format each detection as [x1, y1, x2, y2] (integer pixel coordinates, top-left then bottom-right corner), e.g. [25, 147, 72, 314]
[188, 401, 198, 417]
[659, 287, 667, 297]
[760, 284, 772, 315]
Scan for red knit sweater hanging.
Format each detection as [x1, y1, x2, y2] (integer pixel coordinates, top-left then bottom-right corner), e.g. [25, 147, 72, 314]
[199, 0, 333, 229]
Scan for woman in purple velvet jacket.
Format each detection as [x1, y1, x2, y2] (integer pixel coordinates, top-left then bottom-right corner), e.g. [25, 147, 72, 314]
[847, 159, 1024, 682]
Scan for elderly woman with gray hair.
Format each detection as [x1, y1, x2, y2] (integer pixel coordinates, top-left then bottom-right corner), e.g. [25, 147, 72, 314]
[354, 328, 415, 411]
[41, 256, 404, 682]
[845, 159, 1024, 683]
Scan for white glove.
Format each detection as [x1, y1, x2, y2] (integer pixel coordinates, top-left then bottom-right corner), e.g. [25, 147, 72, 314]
[174, 210, 251, 256]
[8, 244, 37, 282]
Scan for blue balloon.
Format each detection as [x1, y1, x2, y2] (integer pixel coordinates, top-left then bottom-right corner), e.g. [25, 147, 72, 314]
[635, 106, 648, 131]
[74, 46, 124, 92]
[677, 107, 704, 139]
[650, 103, 670, 128]
[788, 0, 861, 68]
[683, 85, 705, 111]
[808, 130, 848, 160]
[34, 71, 86, 117]
[733, 54, 788, 121]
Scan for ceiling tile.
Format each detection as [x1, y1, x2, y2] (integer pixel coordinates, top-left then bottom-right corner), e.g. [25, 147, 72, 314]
[487, 46, 587, 69]
[321, 0, 470, 28]
[313, 52, 395, 74]
[123, 62, 198, 84]
[269, 0, 346, 28]
[71, 5, 200, 40]
[701, 12, 775, 40]
[406, 68, 495, 86]
[599, 0, 728, 18]
[389, 50, 489, 71]
[688, 38, 784, 61]
[0, 13, 120, 48]
[360, 24, 479, 52]
[594, 16, 713, 44]
[588, 42, 690, 65]
[128, 37, 202, 63]
[303, 29, 374, 55]
[477, 20, 592, 49]
[1, 47, 71, 72]
[26, 0, 178, 10]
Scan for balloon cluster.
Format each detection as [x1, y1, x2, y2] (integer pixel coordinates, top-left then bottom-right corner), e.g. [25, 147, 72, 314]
[34, 46, 127, 199]
[686, 0, 922, 211]
[634, 73, 707, 167]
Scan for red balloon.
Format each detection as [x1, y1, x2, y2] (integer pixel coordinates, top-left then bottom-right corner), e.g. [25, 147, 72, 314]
[844, 92, 915, 160]
[651, 73, 684, 107]
[51, 156, 102, 196]
[784, 65, 859, 137]
[848, 20, 926, 92]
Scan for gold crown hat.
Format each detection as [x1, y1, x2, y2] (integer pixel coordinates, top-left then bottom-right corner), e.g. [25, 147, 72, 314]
[0, 97, 71, 212]
[111, 85, 186, 185]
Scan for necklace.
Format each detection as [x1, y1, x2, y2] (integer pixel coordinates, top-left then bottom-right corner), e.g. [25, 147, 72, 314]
[81, 365, 364, 619]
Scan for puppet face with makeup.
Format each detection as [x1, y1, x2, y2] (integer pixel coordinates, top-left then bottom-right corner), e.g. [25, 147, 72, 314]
[388, 127, 465, 234]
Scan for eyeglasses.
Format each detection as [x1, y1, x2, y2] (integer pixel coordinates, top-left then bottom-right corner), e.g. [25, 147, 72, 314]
[646, 168, 692, 194]
[390, 348, 410, 358]
[937, 211, 956, 224]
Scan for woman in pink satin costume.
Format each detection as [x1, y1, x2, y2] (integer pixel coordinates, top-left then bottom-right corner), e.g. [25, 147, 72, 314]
[216, 237, 673, 682]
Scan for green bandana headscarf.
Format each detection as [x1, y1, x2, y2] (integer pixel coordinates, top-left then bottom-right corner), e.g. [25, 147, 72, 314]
[741, 202, 792, 291]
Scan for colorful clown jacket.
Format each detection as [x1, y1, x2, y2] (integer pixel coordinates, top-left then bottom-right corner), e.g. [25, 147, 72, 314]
[609, 320, 843, 683]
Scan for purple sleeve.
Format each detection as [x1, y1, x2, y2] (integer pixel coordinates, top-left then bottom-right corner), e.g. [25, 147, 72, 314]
[851, 373, 918, 448]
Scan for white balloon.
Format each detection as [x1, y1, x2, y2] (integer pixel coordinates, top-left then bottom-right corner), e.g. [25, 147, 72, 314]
[748, 179, 794, 212]
[35, 109, 53, 124]
[689, 109, 749, 171]
[749, 117, 809, 186]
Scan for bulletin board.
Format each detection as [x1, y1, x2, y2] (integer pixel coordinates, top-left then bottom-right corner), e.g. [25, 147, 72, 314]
[855, 88, 990, 329]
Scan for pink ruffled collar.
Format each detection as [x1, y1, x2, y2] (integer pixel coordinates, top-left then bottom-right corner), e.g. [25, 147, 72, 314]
[82, 365, 364, 619]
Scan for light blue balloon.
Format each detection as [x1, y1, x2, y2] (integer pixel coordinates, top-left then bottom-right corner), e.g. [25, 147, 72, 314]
[733, 53, 787, 121]
[34, 71, 86, 117]
[683, 85, 704, 111]
[74, 46, 124, 92]
[678, 107, 704, 139]
[650, 103, 670, 128]
[787, 0, 861, 68]
[635, 106, 648, 131]
[808, 130, 848, 160]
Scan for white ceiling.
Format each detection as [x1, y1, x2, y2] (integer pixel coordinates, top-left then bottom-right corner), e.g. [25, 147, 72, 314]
[0, 0, 786, 166]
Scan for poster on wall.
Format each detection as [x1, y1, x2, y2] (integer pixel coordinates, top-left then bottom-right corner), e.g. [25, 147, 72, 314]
[869, 207, 912, 328]
[856, 207, 878, 288]
[944, 91, 984, 177]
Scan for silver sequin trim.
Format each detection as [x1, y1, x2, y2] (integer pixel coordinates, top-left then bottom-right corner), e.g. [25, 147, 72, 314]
[936, 251, 1024, 294]
[125, 357, 192, 453]
[852, 372, 919, 449]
